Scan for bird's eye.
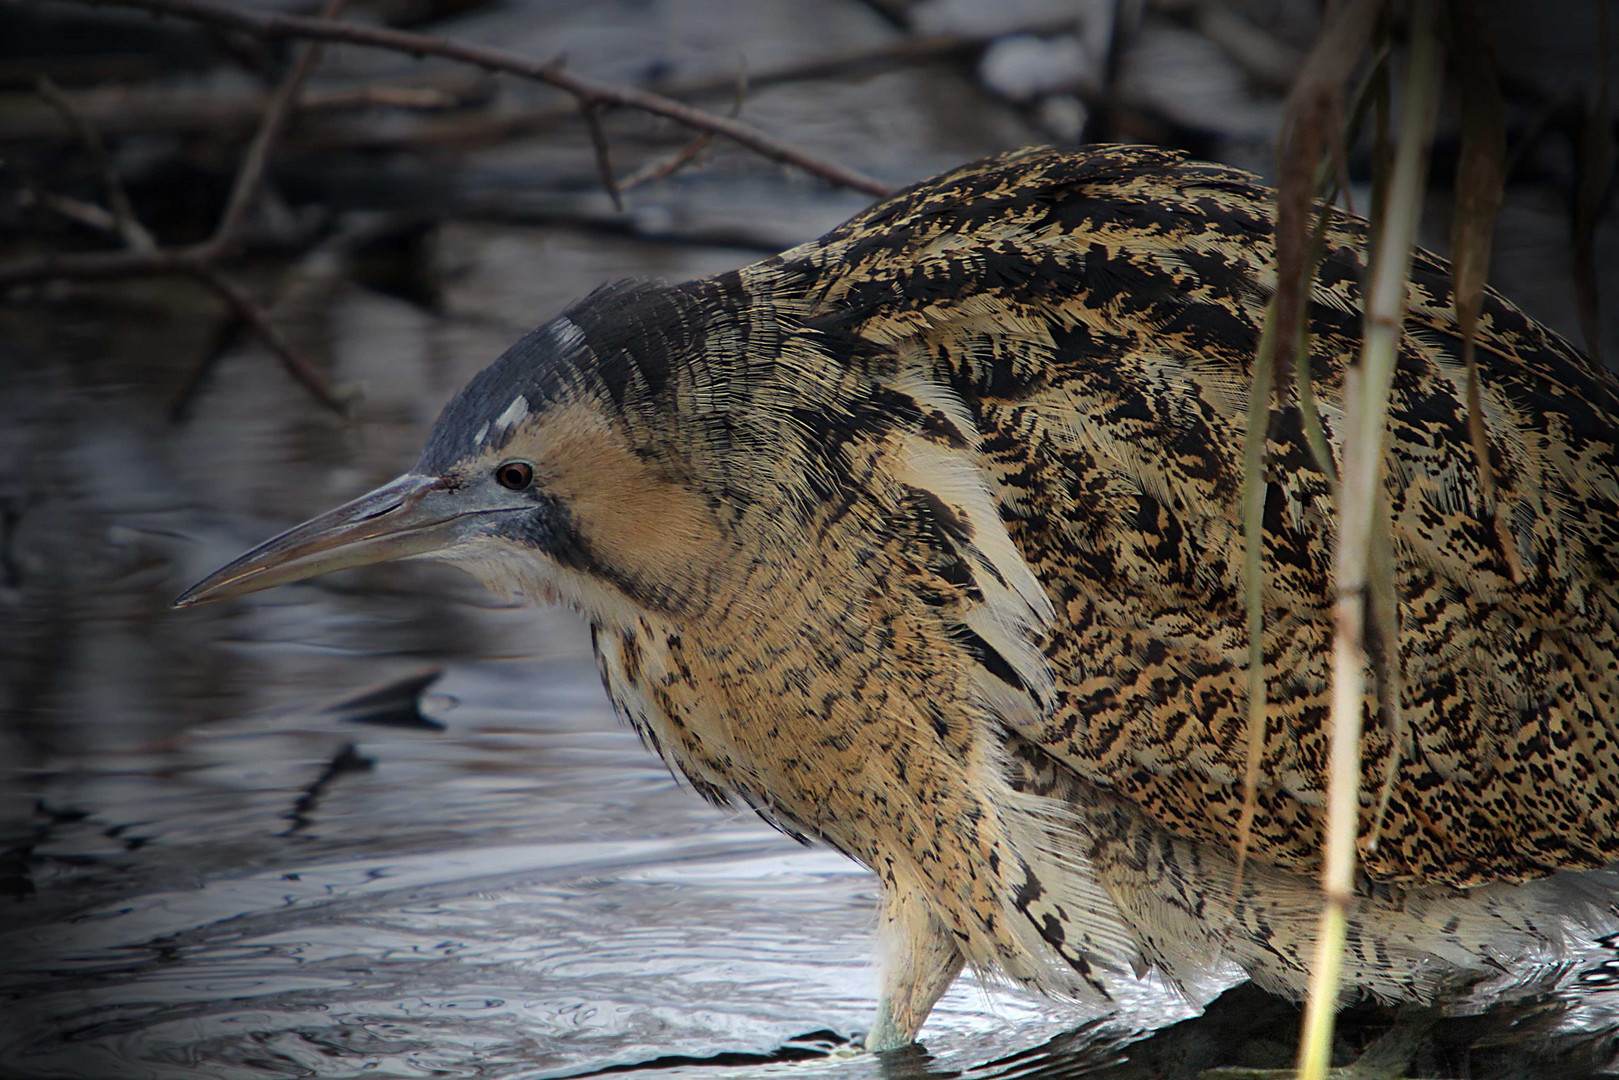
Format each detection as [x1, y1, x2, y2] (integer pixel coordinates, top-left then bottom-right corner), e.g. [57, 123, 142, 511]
[495, 461, 534, 491]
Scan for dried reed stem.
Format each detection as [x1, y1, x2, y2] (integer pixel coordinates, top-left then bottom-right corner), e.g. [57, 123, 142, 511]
[1295, 2, 1440, 1076]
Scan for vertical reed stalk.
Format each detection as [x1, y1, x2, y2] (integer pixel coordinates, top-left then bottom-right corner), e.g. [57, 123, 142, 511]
[1236, 295, 1279, 880]
[1294, 2, 1441, 1076]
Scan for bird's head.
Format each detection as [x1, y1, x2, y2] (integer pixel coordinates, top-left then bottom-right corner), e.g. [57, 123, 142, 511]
[176, 280, 734, 621]
[177, 268, 1057, 729]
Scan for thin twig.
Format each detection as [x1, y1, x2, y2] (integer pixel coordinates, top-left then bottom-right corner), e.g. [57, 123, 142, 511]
[81, 0, 894, 197]
[189, 265, 349, 414]
[169, 289, 250, 423]
[204, 0, 347, 258]
[1234, 0, 1376, 878]
[34, 74, 155, 251]
[619, 130, 714, 192]
[1502, 82, 1575, 181]
[1086, 0, 1141, 142]
[853, 0, 914, 30]
[9, 18, 1120, 157]
[644, 23, 1074, 100]
[6, 201, 348, 417]
[1295, 4, 1441, 1078]
[171, 213, 417, 421]
[1234, 291, 1279, 885]
[1193, 0, 1303, 93]
[22, 186, 121, 235]
[1273, 0, 1379, 393]
[621, 67, 746, 194]
[0, 244, 207, 287]
[3, 74, 494, 142]
[309, 83, 477, 110]
[578, 99, 622, 211]
[1449, 0, 1508, 514]
[1296, 202, 1341, 493]
[2, 22, 1045, 149]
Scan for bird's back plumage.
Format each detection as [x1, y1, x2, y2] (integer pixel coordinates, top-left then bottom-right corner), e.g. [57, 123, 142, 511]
[744, 143, 1619, 890]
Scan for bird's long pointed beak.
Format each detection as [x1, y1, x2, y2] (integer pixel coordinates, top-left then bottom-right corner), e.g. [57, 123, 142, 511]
[174, 473, 458, 607]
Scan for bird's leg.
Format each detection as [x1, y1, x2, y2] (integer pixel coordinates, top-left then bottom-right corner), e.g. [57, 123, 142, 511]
[865, 880, 965, 1052]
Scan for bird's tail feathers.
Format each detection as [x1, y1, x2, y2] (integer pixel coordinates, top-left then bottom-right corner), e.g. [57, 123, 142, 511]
[987, 780, 1162, 1005]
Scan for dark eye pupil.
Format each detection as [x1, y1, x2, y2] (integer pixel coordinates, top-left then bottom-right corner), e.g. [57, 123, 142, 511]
[496, 462, 533, 490]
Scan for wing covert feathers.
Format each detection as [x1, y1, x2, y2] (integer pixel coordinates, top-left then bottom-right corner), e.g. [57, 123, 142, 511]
[755, 145, 1619, 889]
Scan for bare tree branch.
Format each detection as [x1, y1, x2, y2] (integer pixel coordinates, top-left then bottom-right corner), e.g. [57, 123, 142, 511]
[203, 0, 347, 258]
[0, 237, 206, 287]
[34, 74, 156, 251]
[621, 68, 745, 194]
[190, 266, 350, 414]
[21, 186, 120, 236]
[578, 99, 623, 211]
[5, 20, 1076, 153]
[3, 3, 351, 415]
[3, 202, 348, 415]
[79, 0, 894, 196]
[5, 0, 893, 415]
[2, 74, 493, 143]
[620, 130, 715, 193]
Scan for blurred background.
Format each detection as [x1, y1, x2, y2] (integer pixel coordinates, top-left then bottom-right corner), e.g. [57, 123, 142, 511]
[2, 0, 1617, 1077]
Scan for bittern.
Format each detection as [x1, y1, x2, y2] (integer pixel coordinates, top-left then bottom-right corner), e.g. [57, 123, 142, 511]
[179, 146, 1619, 1052]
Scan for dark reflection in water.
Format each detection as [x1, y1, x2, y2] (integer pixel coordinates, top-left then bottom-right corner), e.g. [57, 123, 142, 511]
[4, 0, 1619, 1077]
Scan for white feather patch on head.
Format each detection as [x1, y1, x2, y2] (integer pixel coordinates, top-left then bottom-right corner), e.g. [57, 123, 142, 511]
[548, 315, 588, 353]
[495, 395, 530, 432]
[472, 421, 490, 447]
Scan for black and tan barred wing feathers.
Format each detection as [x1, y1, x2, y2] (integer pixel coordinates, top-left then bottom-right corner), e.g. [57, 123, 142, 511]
[765, 145, 1619, 888]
